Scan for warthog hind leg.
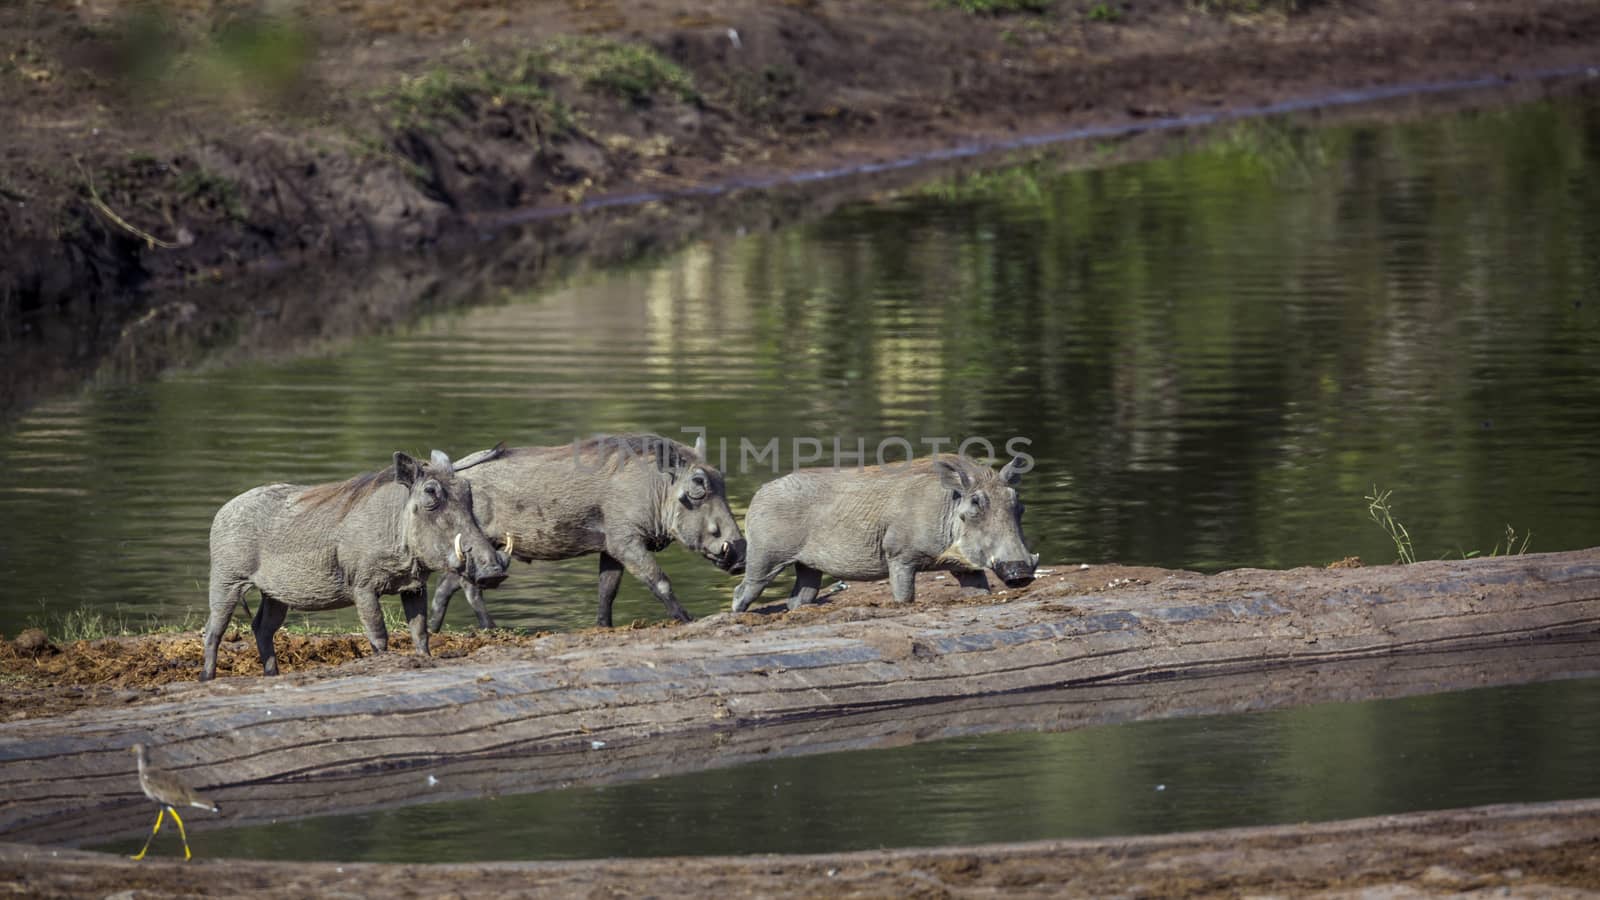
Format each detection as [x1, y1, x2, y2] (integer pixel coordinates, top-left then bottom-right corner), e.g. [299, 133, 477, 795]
[251, 595, 289, 676]
[954, 569, 990, 595]
[787, 563, 823, 610]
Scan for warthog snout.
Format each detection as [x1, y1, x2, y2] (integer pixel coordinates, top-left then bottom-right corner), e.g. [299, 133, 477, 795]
[472, 567, 508, 588]
[719, 538, 748, 574]
[468, 541, 508, 587]
[449, 532, 509, 587]
[993, 559, 1036, 589]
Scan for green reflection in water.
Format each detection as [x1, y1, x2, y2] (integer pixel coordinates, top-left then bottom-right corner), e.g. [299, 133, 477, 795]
[2, 92, 1599, 634]
[93, 676, 1600, 861]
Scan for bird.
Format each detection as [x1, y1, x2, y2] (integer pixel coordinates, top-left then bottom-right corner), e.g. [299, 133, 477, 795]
[128, 743, 220, 861]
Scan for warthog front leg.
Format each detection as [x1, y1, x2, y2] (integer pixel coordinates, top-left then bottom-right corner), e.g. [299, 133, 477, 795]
[401, 589, 431, 657]
[787, 563, 823, 611]
[251, 595, 289, 676]
[355, 587, 388, 653]
[888, 560, 919, 603]
[427, 572, 459, 634]
[607, 539, 692, 626]
[954, 569, 990, 595]
[427, 572, 496, 633]
[597, 551, 625, 628]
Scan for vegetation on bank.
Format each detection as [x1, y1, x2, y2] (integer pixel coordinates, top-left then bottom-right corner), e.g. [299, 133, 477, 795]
[377, 37, 696, 135]
[1367, 486, 1532, 565]
[15, 598, 500, 646]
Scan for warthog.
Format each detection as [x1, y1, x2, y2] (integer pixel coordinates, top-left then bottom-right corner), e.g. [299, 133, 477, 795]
[732, 455, 1037, 612]
[428, 434, 746, 630]
[201, 450, 508, 681]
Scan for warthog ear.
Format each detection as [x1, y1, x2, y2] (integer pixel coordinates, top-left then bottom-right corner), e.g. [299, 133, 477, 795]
[393, 452, 423, 487]
[936, 459, 972, 495]
[999, 456, 1027, 486]
[429, 449, 454, 473]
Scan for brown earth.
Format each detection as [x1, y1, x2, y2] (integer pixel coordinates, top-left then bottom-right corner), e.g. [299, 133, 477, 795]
[4, 798, 1600, 897]
[5, 550, 1599, 837]
[5, 0, 1600, 418]
[5, 551, 1600, 895]
[0, 561, 1162, 721]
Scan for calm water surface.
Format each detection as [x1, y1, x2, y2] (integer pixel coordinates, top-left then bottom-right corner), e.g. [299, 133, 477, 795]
[2, 93, 1599, 634]
[93, 675, 1600, 861]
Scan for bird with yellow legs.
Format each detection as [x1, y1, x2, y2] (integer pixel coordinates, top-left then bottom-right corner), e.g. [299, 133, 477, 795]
[128, 743, 220, 861]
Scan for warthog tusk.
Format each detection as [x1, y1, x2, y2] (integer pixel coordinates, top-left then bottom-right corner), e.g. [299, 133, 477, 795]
[504, 532, 514, 557]
[454, 533, 463, 562]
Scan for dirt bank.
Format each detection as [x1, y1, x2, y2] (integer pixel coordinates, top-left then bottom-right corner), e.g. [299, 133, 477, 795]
[4, 549, 1598, 849]
[5, 0, 1600, 416]
[4, 798, 1600, 898]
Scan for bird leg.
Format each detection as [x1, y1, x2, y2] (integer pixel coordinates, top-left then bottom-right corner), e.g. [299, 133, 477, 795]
[130, 807, 164, 860]
[168, 806, 192, 861]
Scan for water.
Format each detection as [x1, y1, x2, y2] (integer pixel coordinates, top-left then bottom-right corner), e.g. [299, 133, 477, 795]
[3, 93, 1600, 634]
[93, 675, 1600, 861]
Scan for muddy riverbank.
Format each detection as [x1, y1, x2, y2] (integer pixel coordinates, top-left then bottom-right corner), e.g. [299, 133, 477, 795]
[5, 0, 1600, 417]
[4, 549, 1598, 847]
[4, 796, 1599, 896]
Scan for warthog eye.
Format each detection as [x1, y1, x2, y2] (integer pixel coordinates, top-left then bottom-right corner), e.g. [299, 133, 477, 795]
[421, 481, 443, 510]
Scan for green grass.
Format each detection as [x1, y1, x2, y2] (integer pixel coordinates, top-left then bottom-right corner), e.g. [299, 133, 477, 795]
[1458, 524, 1534, 561]
[381, 55, 572, 132]
[1365, 486, 1416, 565]
[175, 167, 248, 221]
[24, 603, 202, 644]
[1364, 485, 1532, 565]
[1086, 2, 1121, 21]
[19, 597, 478, 644]
[1188, 0, 1320, 14]
[544, 36, 699, 105]
[937, 0, 1055, 13]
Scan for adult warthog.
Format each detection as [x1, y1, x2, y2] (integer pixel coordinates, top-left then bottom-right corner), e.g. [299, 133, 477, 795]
[732, 455, 1037, 612]
[201, 450, 508, 681]
[428, 434, 746, 630]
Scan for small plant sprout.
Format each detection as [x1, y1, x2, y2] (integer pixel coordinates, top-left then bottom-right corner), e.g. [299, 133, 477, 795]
[1365, 485, 1416, 565]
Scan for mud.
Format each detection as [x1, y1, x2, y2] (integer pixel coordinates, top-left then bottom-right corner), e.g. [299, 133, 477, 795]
[4, 799, 1600, 897]
[6, 0, 1600, 417]
[4, 549, 1598, 846]
[4, 551, 1599, 894]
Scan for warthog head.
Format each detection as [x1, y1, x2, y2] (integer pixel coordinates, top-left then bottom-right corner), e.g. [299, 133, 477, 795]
[937, 455, 1037, 589]
[667, 436, 746, 574]
[402, 451, 508, 587]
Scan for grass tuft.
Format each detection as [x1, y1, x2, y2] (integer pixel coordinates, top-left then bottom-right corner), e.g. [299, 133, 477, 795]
[1187, 0, 1321, 15]
[1365, 485, 1416, 565]
[937, 0, 1055, 14]
[544, 36, 699, 105]
[25, 603, 202, 644]
[381, 54, 572, 133]
[1365, 486, 1532, 564]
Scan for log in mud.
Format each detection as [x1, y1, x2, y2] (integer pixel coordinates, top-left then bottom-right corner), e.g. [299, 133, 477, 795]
[3, 548, 1598, 853]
